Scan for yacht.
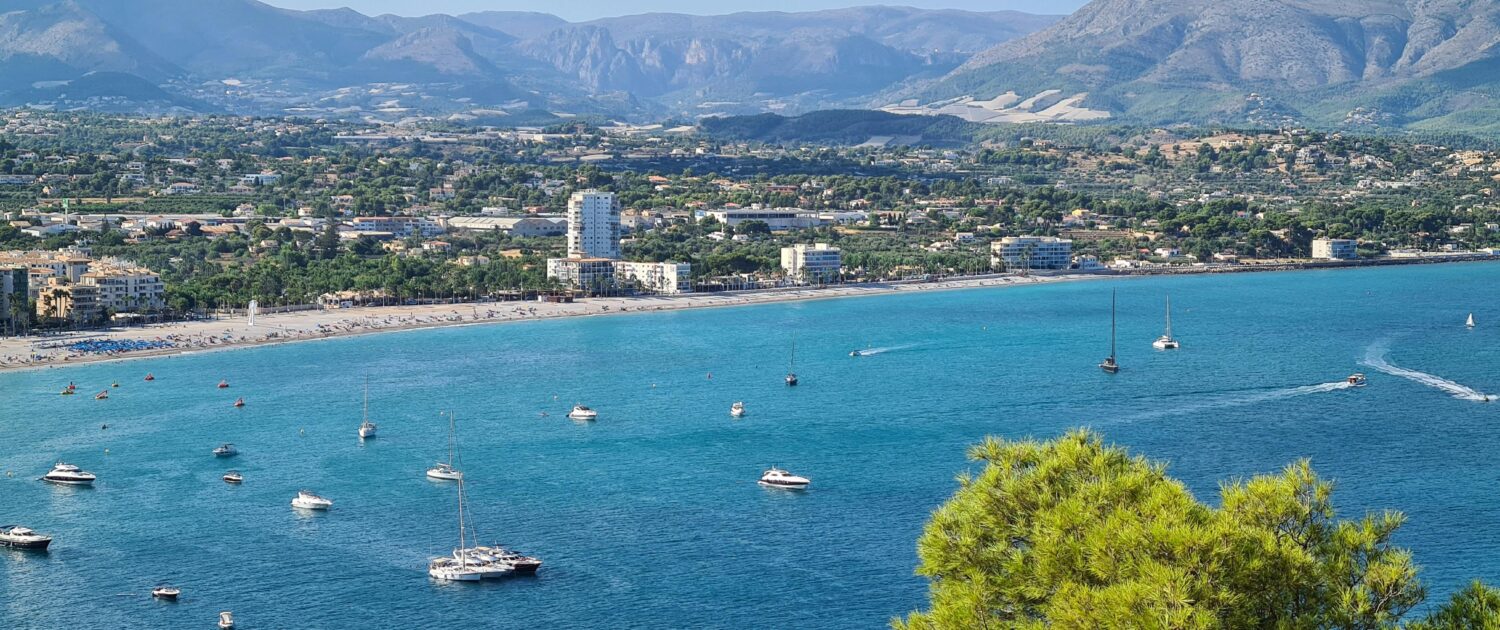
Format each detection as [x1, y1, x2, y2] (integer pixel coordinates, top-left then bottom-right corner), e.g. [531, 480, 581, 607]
[358, 380, 377, 439]
[427, 412, 464, 480]
[151, 586, 180, 600]
[1347, 373, 1367, 387]
[758, 467, 811, 489]
[222, 471, 244, 484]
[473, 545, 542, 575]
[1100, 290, 1120, 374]
[429, 555, 487, 581]
[730, 402, 746, 418]
[0, 525, 52, 550]
[428, 416, 501, 583]
[290, 490, 333, 510]
[459, 548, 515, 579]
[212, 443, 237, 458]
[1152, 295, 1180, 350]
[42, 462, 96, 485]
[568, 405, 598, 421]
[218, 611, 235, 629]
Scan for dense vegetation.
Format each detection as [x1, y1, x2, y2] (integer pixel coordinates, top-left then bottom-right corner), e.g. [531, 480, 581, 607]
[699, 111, 979, 147]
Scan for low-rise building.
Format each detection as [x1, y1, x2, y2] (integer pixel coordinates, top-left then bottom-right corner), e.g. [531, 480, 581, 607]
[348, 216, 446, 238]
[615, 261, 692, 295]
[781, 243, 842, 282]
[546, 258, 617, 294]
[446, 216, 567, 237]
[79, 260, 165, 312]
[992, 236, 1073, 270]
[703, 208, 829, 231]
[35, 277, 100, 323]
[1312, 238, 1359, 260]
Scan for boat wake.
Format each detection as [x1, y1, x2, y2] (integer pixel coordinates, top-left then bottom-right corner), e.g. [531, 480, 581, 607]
[1362, 342, 1490, 402]
[851, 343, 919, 357]
[1133, 381, 1354, 420]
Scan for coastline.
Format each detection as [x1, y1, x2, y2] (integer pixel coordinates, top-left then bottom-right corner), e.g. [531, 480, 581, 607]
[0, 273, 1097, 374]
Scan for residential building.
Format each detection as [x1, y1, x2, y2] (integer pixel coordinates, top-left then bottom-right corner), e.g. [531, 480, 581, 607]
[1312, 238, 1359, 260]
[781, 243, 842, 282]
[446, 216, 567, 237]
[348, 216, 446, 238]
[615, 261, 693, 295]
[35, 277, 100, 323]
[546, 258, 617, 293]
[0, 265, 26, 328]
[992, 236, 1073, 270]
[567, 191, 621, 259]
[79, 260, 165, 312]
[703, 208, 828, 231]
[0, 250, 91, 285]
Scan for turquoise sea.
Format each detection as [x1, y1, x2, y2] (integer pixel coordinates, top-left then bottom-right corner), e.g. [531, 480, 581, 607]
[3, 262, 1500, 629]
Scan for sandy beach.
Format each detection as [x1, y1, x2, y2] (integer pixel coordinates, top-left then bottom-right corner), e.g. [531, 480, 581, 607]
[0, 273, 1093, 373]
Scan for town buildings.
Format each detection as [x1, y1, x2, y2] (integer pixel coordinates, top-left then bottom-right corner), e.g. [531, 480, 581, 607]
[781, 243, 842, 282]
[615, 261, 693, 295]
[1312, 238, 1359, 260]
[567, 191, 622, 259]
[992, 236, 1074, 270]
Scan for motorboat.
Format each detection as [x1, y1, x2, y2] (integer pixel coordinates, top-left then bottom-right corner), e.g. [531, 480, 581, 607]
[42, 462, 96, 486]
[1100, 290, 1120, 374]
[568, 405, 597, 421]
[290, 490, 332, 510]
[222, 471, 244, 484]
[428, 555, 486, 581]
[473, 545, 542, 575]
[0, 525, 52, 550]
[426, 462, 462, 481]
[758, 467, 811, 489]
[1152, 295, 1180, 350]
[849, 350, 863, 357]
[458, 548, 515, 579]
[730, 402, 746, 418]
[212, 443, 238, 457]
[218, 611, 235, 629]
[94, 391, 109, 400]
[217, 379, 229, 389]
[233, 397, 245, 408]
[151, 586, 180, 600]
[1347, 373, 1367, 387]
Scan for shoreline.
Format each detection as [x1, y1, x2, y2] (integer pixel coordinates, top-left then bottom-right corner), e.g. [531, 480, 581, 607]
[2, 256, 1494, 374]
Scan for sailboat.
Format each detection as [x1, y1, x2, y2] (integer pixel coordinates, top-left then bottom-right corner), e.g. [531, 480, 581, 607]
[1153, 295, 1180, 350]
[1100, 290, 1120, 373]
[426, 412, 463, 481]
[428, 470, 486, 582]
[785, 335, 799, 386]
[358, 380, 377, 439]
[1467, 313, 1476, 328]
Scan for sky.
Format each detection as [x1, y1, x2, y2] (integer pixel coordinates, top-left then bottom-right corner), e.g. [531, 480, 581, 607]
[263, 0, 1088, 21]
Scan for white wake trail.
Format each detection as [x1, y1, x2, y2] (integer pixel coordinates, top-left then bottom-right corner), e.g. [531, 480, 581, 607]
[1133, 381, 1353, 420]
[1362, 342, 1491, 402]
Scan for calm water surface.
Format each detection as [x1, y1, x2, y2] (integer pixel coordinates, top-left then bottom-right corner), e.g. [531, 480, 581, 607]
[3, 263, 1499, 628]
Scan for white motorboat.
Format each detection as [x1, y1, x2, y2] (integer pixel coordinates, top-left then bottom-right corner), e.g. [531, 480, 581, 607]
[428, 555, 486, 581]
[218, 611, 235, 629]
[0, 525, 52, 550]
[290, 490, 332, 510]
[222, 471, 244, 484]
[1152, 295, 1180, 350]
[151, 586, 180, 600]
[458, 548, 515, 579]
[212, 443, 237, 457]
[358, 379, 377, 439]
[1347, 373, 1367, 387]
[568, 405, 597, 421]
[730, 402, 746, 418]
[42, 462, 96, 486]
[426, 462, 463, 481]
[472, 545, 542, 575]
[758, 467, 811, 489]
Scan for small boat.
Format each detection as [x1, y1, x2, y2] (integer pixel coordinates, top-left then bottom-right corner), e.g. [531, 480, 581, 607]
[60, 389, 74, 396]
[358, 380, 377, 439]
[144, 373, 155, 382]
[94, 391, 109, 400]
[218, 611, 235, 629]
[759, 467, 810, 489]
[151, 586, 180, 600]
[786, 336, 799, 386]
[568, 405, 597, 421]
[0, 525, 52, 550]
[42, 462, 96, 486]
[1152, 295, 1180, 350]
[429, 555, 487, 581]
[111, 382, 119, 388]
[1347, 373, 1367, 387]
[730, 401, 746, 418]
[233, 397, 245, 408]
[427, 462, 463, 481]
[291, 490, 332, 510]
[1100, 290, 1120, 374]
[849, 350, 863, 357]
[217, 379, 229, 389]
[67, 382, 76, 391]
[785, 373, 798, 386]
[1468, 313, 1476, 328]
[212, 443, 238, 458]
[222, 471, 244, 484]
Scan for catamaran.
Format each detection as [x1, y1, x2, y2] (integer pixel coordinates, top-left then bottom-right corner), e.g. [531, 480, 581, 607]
[1153, 295, 1180, 350]
[1100, 290, 1120, 374]
[358, 380, 377, 439]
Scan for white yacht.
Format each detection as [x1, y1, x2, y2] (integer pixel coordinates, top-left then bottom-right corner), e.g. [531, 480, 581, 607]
[358, 380, 377, 439]
[758, 467, 811, 489]
[290, 490, 333, 510]
[429, 555, 486, 581]
[151, 586, 180, 600]
[1152, 295, 1180, 350]
[0, 525, 52, 550]
[222, 471, 244, 484]
[212, 443, 237, 457]
[426, 462, 463, 481]
[472, 545, 542, 575]
[1347, 373, 1368, 387]
[730, 402, 746, 418]
[568, 405, 597, 421]
[42, 462, 96, 486]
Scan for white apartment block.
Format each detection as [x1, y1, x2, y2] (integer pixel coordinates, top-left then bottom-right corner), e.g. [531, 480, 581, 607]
[348, 216, 446, 238]
[567, 191, 621, 259]
[992, 236, 1073, 270]
[615, 261, 693, 295]
[81, 260, 165, 312]
[781, 243, 842, 282]
[1312, 238, 1358, 260]
[703, 208, 828, 231]
[546, 258, 617, 292]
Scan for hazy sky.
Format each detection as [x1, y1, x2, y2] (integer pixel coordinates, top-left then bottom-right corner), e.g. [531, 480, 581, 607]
[263, 0, 1087, 21]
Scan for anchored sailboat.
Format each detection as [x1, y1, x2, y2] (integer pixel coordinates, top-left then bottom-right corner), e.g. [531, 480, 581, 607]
[1100, 290, 1120, 374]
[358, 379, 377, 439]
[785, 335, 799, 386]
[427, 412, 462, 481]
[1153, 295, 1180, 350]
[1467, 313, 1476, 328]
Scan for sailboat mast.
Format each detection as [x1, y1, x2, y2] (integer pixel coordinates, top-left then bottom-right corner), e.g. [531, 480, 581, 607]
[1165, 295, 1172, 338]
[362, 379, 369, 423]
[1110, 291, 1117, 359]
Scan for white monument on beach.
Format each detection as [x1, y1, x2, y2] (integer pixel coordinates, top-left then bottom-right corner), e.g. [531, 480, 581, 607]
[248, 300, 258, 327]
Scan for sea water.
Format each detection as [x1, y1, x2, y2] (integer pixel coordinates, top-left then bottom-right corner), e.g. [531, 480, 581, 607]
[2, 262, 1499, 628]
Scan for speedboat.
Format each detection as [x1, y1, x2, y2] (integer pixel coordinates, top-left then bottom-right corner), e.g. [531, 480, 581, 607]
[426, 462, 463, 481]
[151, 586, 180, 600]
[290, 490, 332, 510]
[0, 525, 52, 550]
[849, 350, 863, 357]
[474, 545, 542, 575]
[222, 471, 244, 484]
[358, 421, 377, 439]
[758, 467, 810, 489]
[233, 397, 245, 408]
[568, 405, 597, 421]
[1347, 373, 1367, 387]
[730, 402, 746, 418]
[42, 462, 96, 485]
[212, 443, 238, 457]
[217, 379, 229, 389]
[428, 556, 485, 581]
[218, 611, 235, 629]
